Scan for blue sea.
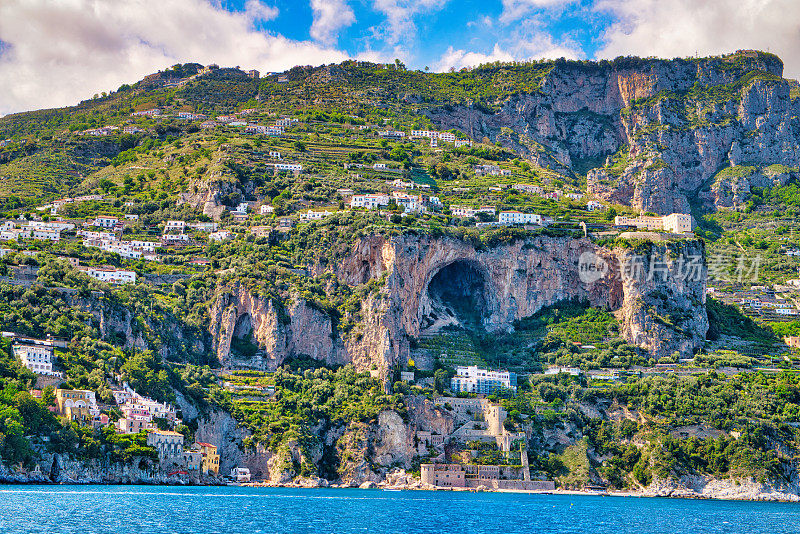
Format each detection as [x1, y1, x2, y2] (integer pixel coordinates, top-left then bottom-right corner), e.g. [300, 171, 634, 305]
[1, 485, 800, 533]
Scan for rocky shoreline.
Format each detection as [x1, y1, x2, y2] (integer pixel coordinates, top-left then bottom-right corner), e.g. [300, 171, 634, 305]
[5, 465, 800, 503]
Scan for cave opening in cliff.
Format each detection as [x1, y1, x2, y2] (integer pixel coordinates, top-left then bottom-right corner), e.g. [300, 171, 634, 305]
[422, 260, 491, 333]
[231, 313, 259, 359]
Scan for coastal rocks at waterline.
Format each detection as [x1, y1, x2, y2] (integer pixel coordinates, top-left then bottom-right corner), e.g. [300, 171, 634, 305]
[0, 454, 223, 485]
[643, 476, 800, 502]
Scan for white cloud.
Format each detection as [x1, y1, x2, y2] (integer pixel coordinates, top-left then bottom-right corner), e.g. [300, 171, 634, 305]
[371, 0, 450, 45]
[596, 0, 800, 79]
[434, 44, 514, 71]
[433, 34, 582, 72]
[244, 0, 279, 22]
[0, 0, 350, 115]
[310, 0, 356, 45]
[499, 0, 576, 23]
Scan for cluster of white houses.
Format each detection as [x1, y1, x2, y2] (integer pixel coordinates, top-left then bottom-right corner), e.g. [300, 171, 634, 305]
[449, 206, 551, 226]
[0, 220, 75, 242]
[10, 336, 224, 476]
[113, 382, 178, 434]
[410, 130, 457, 143]
[349, 191, 426, 213]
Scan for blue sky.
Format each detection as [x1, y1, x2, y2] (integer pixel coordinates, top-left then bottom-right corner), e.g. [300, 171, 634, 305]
[221, 0, 615, 69]
[0, 0, 798, 114]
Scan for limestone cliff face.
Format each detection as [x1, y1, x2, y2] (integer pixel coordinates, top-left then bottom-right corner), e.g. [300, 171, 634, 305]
[615, 240, 708, 358]
[176, 147, 248, 220]
[209, 234, 708, 373]
[701, 166, 795, 210]
[56, 290, 209, 361]
[428, 52, 799, 215]
[193, 409, 274, 479]
[177, 178, 243, 220]
[208, 283, 379, 370]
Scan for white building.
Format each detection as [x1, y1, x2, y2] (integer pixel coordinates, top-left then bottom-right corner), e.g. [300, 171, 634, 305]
[162, 234, 190, 244]
[392, 191, 423, 213]
[269, 151, 281, 160]
[499, 211, 542, 225]
[177, 112, 207, 121]
[378, 130, 405, 140]
[411, 130, 437, 139]
[124, 214, 139, 220]
[614, 213, 694, 233]
[131, 108, 161, 117]
[164, 220, 186, 233]
[244, 124, 267, 134]
[85, 267, 136, 284]
[275, 117, 298, 128]
[388, 179, 415, 189]
[31, 228, 61, 241]
[512, 184, 543, 195]
[128, 240, 157, 252]
[450, 366, 517, 395]
[299, 210, 330, 221]
[101, 242, 142, 260]
[13, 339, 59, 376]
[272, 163, 302, 172]
[28, 221, 75, 233]
[586, 200, 604, 211]
[451, 206, 496, 218]
[454, 139, 472, 148]
[94, 216, 119, 228]
[544, 366, 582, 376]
[230, 467, 251, 483]
[209, 231, 233, 241]
[350, 194, 390, 210]
[662, 213, 695, 233]
[410, 130, 455, 142]
[189, 222, 218, 233]
[260, 205, 275, 215]
[80, 230, 116, 241]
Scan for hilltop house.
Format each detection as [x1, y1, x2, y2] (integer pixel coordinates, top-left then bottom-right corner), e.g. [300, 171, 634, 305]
[350, 194, 390, 210]
[498, 211, 542, 225]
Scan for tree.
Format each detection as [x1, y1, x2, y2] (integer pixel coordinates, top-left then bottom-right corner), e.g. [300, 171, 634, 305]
[98, 179, 115, 193]
[434, 369, 449, 394]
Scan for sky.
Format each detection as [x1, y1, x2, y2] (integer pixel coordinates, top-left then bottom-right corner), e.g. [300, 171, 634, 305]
[0, 0, 799, 116]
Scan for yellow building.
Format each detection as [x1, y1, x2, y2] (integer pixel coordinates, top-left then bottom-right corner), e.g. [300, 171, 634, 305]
[196, 442, 220, 475]
[55, 389, 97, 423]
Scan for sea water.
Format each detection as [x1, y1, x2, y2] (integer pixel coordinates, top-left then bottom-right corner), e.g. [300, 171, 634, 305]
[1, 485, 799, 533]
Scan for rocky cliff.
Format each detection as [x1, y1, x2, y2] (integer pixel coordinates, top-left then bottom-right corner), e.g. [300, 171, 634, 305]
[210, 234, 708, 374]
[428, 51, 800, 215]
